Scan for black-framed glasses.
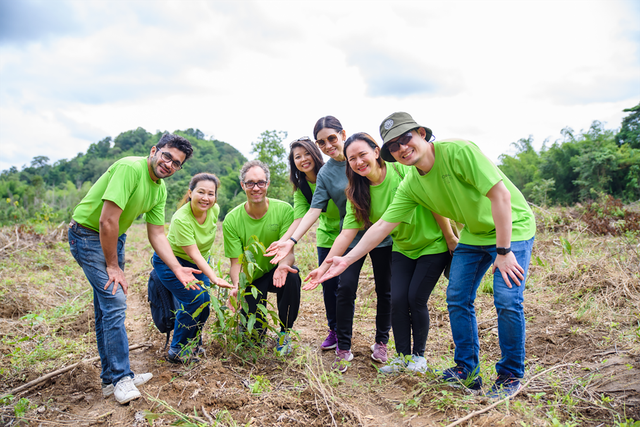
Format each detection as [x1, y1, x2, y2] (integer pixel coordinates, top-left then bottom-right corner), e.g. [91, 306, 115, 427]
[157, 149, 183, 170]
[386, 131, 414, 153]
[243, 180, 268, 189]
[290, 136, 312, 147]
[315, 133, 339, 148]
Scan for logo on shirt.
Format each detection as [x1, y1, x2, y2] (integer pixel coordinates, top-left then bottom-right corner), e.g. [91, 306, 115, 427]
[267, 224, 279, 231]
[441, 174, 451, 184]
[384, 119, 394, 130]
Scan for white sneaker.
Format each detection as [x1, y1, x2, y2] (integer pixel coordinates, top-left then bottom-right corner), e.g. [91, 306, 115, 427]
[113, 376, 141, 404]
[406, 356, 430, 374]
[379, 356, 407, 374]
[102, 373, 153, 397]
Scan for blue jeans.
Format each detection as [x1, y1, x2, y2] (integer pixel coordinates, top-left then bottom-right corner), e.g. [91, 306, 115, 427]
[152, 252, 210, 356]
[447, 237, 534, 378]
[318, 246, 339, 331]
[68, 222, 132, 386]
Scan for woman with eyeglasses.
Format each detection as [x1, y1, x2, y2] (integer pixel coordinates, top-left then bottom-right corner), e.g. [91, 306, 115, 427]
[268, 136, 342, 350]
[152, 173, 233, 364]
[305, 133, 455, 374]
[266, 117, 394, 370]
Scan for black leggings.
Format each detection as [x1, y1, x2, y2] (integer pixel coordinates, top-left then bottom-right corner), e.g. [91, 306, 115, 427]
[336, 245, 392, 351]
[243, 267, 301, 333]
[390, 251, 450, 356]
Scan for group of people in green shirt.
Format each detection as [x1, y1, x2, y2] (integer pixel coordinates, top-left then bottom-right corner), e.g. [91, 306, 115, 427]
[69, 111, 535, 405]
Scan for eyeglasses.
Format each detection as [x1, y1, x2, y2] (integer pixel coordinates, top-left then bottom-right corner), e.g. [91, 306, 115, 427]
[315, 134, 339, 148]
[290, 136, 312, 147]
[386, 131, 414, 153]
[157, 149, 183, 170]
[243, 180, 268, 189]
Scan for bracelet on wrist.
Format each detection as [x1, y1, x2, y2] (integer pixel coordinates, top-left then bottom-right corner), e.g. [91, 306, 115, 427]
[289, 237, 298, 245]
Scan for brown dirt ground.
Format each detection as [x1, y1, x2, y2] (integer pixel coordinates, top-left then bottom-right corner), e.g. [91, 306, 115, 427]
[0, 224, 639, 426]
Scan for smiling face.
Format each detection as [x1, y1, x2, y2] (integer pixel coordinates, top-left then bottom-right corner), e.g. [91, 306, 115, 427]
[316, 128, 346, 161]
[188, 179, 217, 215]
[346, 139, 381, 178]
[292, 146, 315, 175]
[241, 165, 270, 205]
[148, 145, 186, 181]
[390, 129, 426, 166]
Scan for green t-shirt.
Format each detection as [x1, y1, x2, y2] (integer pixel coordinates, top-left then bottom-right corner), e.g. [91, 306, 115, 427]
[223, 198, 294, 281]
[293, 182, 340, 248]
[168, 202, 220, 264]
[343, 163, 446, 258]
[72, 157, 166, 235]
[382, 139, 536, 246]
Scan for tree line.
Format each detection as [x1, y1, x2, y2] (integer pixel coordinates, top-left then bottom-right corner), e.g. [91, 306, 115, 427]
[0, 104, 638, 226]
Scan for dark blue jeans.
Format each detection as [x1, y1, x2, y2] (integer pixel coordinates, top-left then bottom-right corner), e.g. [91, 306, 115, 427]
[68, 222, 132, 386]
[318, 246, 339, 331]
[152, 253, 211, 356]
[447, 237, 535, 378]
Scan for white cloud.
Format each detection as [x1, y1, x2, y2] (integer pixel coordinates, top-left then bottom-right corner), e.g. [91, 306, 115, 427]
[0, 0, 638, 173]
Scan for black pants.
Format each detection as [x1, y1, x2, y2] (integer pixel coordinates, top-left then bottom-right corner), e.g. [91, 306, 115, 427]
[243, 266, 301, 333]
[336, 245, 392, 351]
[390, 251, 450, 356]
[318, 246, 339, 331]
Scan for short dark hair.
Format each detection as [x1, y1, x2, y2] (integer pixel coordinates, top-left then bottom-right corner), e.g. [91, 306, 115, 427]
[313, 116, 344, 140]
[156, 133, 194, 162]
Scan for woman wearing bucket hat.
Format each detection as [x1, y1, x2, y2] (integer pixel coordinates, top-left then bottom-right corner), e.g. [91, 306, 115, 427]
[306, 132, 455, 374]
[316, 112, 536, 398]
[266, 116, 393, 356]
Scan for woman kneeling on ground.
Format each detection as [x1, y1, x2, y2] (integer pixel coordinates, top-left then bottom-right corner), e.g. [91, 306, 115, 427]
[153, 173, 232, 363]
[306, 133, 456, 374]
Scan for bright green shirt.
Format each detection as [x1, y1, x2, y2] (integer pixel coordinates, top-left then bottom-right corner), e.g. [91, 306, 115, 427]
[168, 202, 220, 264]
[382, 139, 536, 246]
[343, 163, 446, 258]
[293, 182, 340, 248]
[223, 198, 294, 281]
[72, 157, 166, 235]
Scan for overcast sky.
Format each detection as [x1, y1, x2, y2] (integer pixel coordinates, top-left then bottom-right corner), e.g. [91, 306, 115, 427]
[1, 0, 639, 173]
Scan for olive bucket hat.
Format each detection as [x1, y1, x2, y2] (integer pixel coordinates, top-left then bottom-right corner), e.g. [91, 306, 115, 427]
[379, 112, 432, 162]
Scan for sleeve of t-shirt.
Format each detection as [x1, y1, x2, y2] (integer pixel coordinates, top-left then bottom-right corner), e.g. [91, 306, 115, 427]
[172, 216, 196, 248]
[142, 186, 167, 226]
[381, 181, 419, 224]
[279, 204, 294, 238]
[293, 188, 310, 220]
[223, 214, 243, 259]
[342, 200, 364, 230]
[453, 143, 503, 196]
[310, 173, 330, 210]
[102, 163, 138, 211]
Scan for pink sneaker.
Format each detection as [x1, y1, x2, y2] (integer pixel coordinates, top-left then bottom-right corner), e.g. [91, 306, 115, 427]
[321, 329, 338, 350]
[371, 342, 388, 363]
[332, 347, 354, 373]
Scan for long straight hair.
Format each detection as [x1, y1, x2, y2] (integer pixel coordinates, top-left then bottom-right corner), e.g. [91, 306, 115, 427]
[288, 138, 324, 191]
[343, 133, 384, 229]
[178, 173, 220, 208]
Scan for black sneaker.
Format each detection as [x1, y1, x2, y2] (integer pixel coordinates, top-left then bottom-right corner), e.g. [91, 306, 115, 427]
[167, 351, 200, 364]
[440, 365, 483, 393]
[486, 373, 522, 399]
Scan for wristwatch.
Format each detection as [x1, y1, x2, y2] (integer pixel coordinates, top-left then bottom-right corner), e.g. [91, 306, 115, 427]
[496, 247, 511, 255]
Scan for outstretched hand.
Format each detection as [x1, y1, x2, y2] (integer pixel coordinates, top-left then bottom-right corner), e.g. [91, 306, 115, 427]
[302, 267, 326, 291]
[175, 266, 202, 287]
[214, 277, 233, 289]
[318, 256, 350, 283]
[492, 252, 525, 288]
[273, 264, 297, 288]
[264, 239, 295, 265]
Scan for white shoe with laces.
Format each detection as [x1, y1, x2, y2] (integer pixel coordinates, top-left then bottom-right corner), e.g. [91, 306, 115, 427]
[102, 373, 153, 397]
[113, 376, 141, 404]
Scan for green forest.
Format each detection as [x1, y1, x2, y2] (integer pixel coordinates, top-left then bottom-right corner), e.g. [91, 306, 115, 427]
[0, 104, 638, 227]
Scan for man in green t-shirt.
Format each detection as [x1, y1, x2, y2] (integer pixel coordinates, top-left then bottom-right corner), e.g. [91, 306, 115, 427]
[319, 113, 535, 399]
[68, 133, 199, 404]
[223, 160, 301, 355]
